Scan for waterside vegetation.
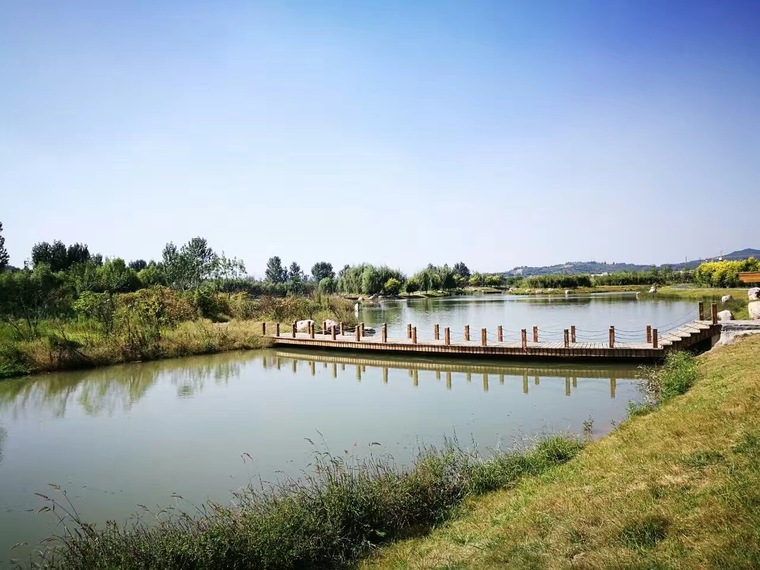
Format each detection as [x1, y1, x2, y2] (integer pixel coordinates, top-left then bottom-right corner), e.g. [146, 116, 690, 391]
[39, 436, 584, 569]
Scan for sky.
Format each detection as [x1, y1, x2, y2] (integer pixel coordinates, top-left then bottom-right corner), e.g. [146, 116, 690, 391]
[1, 1, 759, 276]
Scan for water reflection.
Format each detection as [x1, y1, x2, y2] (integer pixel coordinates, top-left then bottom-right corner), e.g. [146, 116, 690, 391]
[0, 352, 253, 418]
[271, 350, 633, 398]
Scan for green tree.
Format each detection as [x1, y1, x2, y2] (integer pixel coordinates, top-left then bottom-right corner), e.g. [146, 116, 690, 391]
[98, 258, 140, 293]
[265, 256, 288, 283]
[288, 262, 304, 282]
[31, 240, 69, 272]
[66, 243, 91, 266]
[0, 222, 8, 270]
[485, 275, 504, 287]
[162, 238, 219, 290]
[405, 277, 420, 294]
[384, 277, 401, 296]
[129, 259, 148, 272]
[311, 261, 334, 282]
[453, 262, 471, 280]
[318, 277, 336, 294]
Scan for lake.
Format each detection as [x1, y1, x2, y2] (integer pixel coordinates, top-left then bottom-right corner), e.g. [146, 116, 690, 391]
[0, 293, 697, 564]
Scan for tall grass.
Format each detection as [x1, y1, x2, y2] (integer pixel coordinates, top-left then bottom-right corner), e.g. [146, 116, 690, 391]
[38, 436, 583, 570]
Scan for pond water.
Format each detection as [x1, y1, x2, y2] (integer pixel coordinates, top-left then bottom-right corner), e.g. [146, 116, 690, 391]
[0, 293, 697, 564]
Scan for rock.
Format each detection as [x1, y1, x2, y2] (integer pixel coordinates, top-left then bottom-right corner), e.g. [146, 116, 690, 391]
[750, 301, 760, 320]
[565, 290, 571, 295]
[721, 295, 733, 303]
[296, 319, 315, 332]
[324, 319, 340, 332]
[717, 310, 734, 321]
[749, 288, 760, 301]
[649, 286, 657, 293]
[535, 289, 543, 295]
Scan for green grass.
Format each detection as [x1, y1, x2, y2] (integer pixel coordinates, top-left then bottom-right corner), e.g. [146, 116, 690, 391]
[38, 437, 583, 569]
[363, 336, 760, 569]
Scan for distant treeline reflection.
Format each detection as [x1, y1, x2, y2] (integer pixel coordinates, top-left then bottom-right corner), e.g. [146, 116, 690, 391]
[0, 350, 635, 419]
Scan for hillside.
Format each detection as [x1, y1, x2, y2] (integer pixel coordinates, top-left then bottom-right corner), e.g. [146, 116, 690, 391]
[503, 248, 760, 277]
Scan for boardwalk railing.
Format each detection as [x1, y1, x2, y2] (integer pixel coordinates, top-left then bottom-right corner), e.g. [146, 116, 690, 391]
[268, 303, 722, 362]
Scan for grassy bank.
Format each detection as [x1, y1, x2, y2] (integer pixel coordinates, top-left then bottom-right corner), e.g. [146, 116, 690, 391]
[0, 319, 274, 379]
[364, 336, 760, 569]
[0, 292, 357, 379]
[39, 437, 583, 569]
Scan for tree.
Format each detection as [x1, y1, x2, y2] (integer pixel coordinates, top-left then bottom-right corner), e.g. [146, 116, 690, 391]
[129, 259, 148, 272]
[311, 261, 334, 282]
[453, 262, 471, 280]
[0, 222, 8, 270]
[384, 277, 401, 296]
[98, 258, 140, 293]
[288, 262, 304, 282]
[162, 237, 219, 290]
[31, 240, 69, 272]
[66, 243, 91, 266]
[265, 256, 287, 283]
[317, 277, 336, 294]
[405, 277, 420, 294]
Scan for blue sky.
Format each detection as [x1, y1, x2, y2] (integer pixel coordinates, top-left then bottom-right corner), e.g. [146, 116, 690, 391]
[2, 1, 758, 275]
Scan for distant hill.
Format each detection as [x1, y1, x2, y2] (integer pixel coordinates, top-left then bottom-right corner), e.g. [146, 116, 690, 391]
[502, 248, 760, 277]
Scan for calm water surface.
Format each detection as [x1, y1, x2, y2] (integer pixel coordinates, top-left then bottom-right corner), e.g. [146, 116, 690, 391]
[0, 293, 696, 564]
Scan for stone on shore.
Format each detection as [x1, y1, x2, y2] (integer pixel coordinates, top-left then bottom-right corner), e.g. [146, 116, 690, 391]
[721, 295, 732, 303]
[718, 310, 734, 321]
[749, 288, 760, 301]
[749, 301, 760, 320]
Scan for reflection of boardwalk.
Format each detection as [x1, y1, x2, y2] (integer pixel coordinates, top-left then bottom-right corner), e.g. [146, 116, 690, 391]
[273, 350, 636, 380]
[269, 352, 626, 397]
[272, 320, 720, 363]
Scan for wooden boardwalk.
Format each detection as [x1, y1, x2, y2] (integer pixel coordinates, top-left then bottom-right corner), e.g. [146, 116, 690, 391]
[271, 320, 721, 363]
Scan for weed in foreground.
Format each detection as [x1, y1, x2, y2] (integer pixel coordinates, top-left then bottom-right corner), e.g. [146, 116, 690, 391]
[36, 436, 583, 570]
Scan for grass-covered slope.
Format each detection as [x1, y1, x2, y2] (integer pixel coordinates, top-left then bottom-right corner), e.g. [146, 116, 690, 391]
[365, 336, 760, 569]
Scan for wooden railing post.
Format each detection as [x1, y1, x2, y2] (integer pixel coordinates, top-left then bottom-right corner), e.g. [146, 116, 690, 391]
[355, 327, 361, 341]
[652, 328, 659, 348]
[497, 325, 503, 343]
[711, 303, 718, 325]
[407, 324, 412, 339]
[292, 322, 297, 338]
[340, 322, 345, 335]
[276, 323, 280, 337]
[481, 328, 487, 346]
[464, 325, 470, 341]
[571, 325, 576, 343]
[521, 329, 527, 350]
[322, 321, 327, 336]
[381, 323, 387, 343]
[609, 326, 615, 348]
[412, 327, 417, 344]
[434, 324, 440, 340]
[533, 326, 538, 343]
[646, 325, 652, 343]
[698, 302, 705, 321]
[331, 325, 337, 340]
[262, 322, 267, 335]
[444, 327, 451, 346]
[564, 329, 569, 348]
[310, 323, 315, 339]
[360, 322, 365, 336]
